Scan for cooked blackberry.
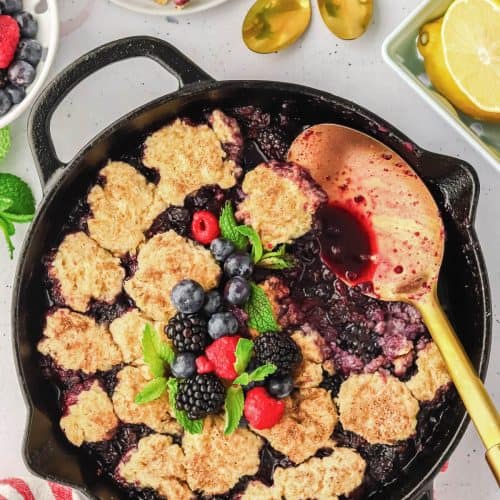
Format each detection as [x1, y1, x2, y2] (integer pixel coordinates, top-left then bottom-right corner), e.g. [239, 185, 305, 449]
[166, 313, 209, 354]
[255, 126, 289, 160]
[336, 323, 382, 362]
[184, 185, 225, 214]
[146, 206, 191, 238]
[176, 373, 225, 420]
[253, 332, 302, 376]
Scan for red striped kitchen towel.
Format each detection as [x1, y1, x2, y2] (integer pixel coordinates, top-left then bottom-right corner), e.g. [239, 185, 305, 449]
[0, 478, 79, 500]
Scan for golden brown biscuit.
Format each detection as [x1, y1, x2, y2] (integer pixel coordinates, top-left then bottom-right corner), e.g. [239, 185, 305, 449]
[124, 230, 221, 322]
[109, 309, 168, 365]
[406, 342, 451, 401]
[253, 388, 337, 464]
[236, 162, 327, 249]
[143, 115, 240, 206]
[112, 366, 180, 434]
[337, 373, 419, 444]
[38, 308, 122, 373]
[182, 416, 263, 495]
[87, 161, 163, 256]
[60, 381, 118, 446]
[117, 434, 191, 500]
[48, 231, 125, 312]
[292, 329, 325, 388]
[241, 481, 282, 500]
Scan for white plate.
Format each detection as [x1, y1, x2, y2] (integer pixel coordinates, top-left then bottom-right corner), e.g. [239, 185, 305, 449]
[0, 0, 59, 128]
[382, 0, 500, 170]
[110, 0, 230, 16]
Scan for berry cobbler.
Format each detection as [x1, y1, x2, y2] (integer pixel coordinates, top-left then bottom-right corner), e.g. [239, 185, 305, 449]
[39, 104, 453, 499]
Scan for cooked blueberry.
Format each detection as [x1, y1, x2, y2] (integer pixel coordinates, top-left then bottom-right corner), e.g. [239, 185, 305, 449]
[203, 290, 222, 315]
[171, 279, 205, 314]
[210, 237, 235, 262]
[0, 90, 12, 116]
[170, 353, 196, 378]
[16, 39, 42, 66]
[5, 84, 25, 104]
[224, 252, 253, 278]
[268, 375, 294, 399]
[208, 312, 239, 339]
[224, 276, 251, 306]
[0, 0, 23, 14]
[14, 12, 38, 38]
[8, 60, 36, 87]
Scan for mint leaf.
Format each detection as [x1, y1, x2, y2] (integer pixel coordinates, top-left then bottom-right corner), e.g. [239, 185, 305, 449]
[234, 338, 254, 375]
[245, 283, 280, 333]
[1, 212, 34, 223]
[0, 217, 14, 258]
[142, 324, 166, 378]
[0, 127, 11, 162]
[234, 363, 277, 386]
[258, 255, 294, 270]
[236, 225, 263, 263]
[224, 386, 244, 435]
[219, 201, 247, 250]
[166, 378, 203, 434]
[134, 377, 167, 404]
[0, 173, 35, 216]
[158, 342, 175, 365]
[0, 196, 13, 212]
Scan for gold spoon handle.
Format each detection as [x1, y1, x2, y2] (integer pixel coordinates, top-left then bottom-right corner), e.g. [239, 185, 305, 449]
[416, 291, 500, 485]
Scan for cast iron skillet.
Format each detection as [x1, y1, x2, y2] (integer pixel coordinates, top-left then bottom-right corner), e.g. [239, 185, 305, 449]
[12, 36, 491, 500]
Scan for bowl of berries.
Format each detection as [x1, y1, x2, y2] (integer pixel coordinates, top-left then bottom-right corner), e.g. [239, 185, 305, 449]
[0, 0, 59, 127]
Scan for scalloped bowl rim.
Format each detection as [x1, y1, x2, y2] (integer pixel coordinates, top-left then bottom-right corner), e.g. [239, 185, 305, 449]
[109, 0, 230, 16]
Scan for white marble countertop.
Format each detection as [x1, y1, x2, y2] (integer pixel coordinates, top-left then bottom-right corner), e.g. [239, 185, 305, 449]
[0, 1, 498, 498]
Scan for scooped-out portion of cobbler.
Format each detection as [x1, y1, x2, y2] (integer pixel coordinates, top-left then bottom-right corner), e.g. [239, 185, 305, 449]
[39, 106, 453, 499]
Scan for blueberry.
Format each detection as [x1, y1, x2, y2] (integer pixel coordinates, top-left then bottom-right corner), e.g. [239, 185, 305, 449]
[14, 12, 38, 38]
[0, 70, 7, 89]
[16, 39, 42, 66]
[224, 276, 251, 306]
[8, 60, 36, 87]
[208, 312, 239, 339]
[224, 252, 253, 278]
[0, 0, 23, 14]
[0, 90, 12, 116]
[171, 279, 205, 314]
[203, 290, 222, 315]
[5, 84, 25, 104]
[210, 237, 235, 262]
[170, 353, 196, 378]
[268, 375, 294, 399]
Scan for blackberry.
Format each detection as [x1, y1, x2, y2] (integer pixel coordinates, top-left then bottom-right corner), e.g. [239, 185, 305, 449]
[254, 332, 302, 376]
[166, 313, 209, 354]
[176, 374, 225, 420]
[255, 126, 289, 160]
[336, 323, 381, 362]
[146, 206, 190, 238]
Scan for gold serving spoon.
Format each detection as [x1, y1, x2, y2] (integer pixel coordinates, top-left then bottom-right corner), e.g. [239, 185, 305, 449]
[317, 0, 373, 40]
[288, 124, 500, 484]
[242, 0, 312, 53]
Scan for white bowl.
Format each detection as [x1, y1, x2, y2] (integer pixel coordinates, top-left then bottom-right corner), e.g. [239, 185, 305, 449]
[110, 0, 230, 16]
[382, 0, 500, 170]
[0, 0, 59, 128]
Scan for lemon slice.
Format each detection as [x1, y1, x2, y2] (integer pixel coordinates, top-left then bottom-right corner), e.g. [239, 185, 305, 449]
[442, 0, 500, 116]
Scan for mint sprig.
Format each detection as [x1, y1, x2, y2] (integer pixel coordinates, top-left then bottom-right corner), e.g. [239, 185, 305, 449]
[134, 377, 168, 404]
[258, 244, 295, 270]
[236, 225, 263, 263]
[166, 378, 203, 434]
[233, 363, 277, 386]
[219, 201, 247, 250]
[224, 385, 244, 435]
[0, 127, 11, 162]
[141, 323, 173, 378]
[234, 338, 254, 375]
[245, 283, 280, 333]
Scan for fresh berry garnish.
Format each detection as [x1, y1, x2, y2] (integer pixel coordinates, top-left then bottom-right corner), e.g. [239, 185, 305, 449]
[0, 15, 20, 70]
[254, 332, 302, 376]
[205, 335, 241, 380]
[224, 252, 253, 278]
[224, 276, 251, 306]
[244, 387, 285, 430]
[166, 312, 209, 354]
[5, 83, 23, 104]
[208, 311, 239, 339]
[13, 11, 38, 38]
[196, 355, 214, 374]
[7, 59, 35, 87]
[16, 38, 42, 66]
[0, 0, 23, 15]
[210, 237, 235, 262]
[191, 210, 220, 245]
[0, 89, 12, 116]
[171, 279, 205, 314]
[203, 290, 222, 316]
[176, 373, 225, 420]
[267, 375, 294, 399]
[170, 352, 196, 378]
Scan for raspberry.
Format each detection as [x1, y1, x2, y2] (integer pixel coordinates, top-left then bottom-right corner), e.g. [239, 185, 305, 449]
[191, 210, 220, 245]
[244, 387, 285, 430]
[166, 313, 209, 354]
[196, 355, 214, 374]
[205, 335, 241, 380]
[254, 332, 302, 376]
[0, 16, 20, 70]
[176, 374, 226, 420]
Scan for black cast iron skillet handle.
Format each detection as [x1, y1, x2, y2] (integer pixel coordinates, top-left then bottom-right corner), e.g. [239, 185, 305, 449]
[28, 36, 213, 188]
